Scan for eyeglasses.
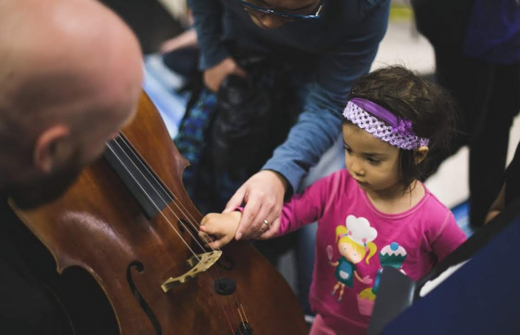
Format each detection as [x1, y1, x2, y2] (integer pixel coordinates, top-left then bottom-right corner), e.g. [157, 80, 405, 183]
[235, 0, 324, 20]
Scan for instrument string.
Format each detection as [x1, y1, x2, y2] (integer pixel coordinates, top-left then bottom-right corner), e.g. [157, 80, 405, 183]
[114, 134, 245, 330]
[105, 140, 236, 334]
[108, 136, 242, 332]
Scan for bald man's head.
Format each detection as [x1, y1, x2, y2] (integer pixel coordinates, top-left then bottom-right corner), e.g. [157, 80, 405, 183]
[0, 0, 143, 208]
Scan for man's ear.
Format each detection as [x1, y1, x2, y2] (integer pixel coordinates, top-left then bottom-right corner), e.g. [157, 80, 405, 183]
[414, 146, 429, 165]
[33, 125, 70, 173]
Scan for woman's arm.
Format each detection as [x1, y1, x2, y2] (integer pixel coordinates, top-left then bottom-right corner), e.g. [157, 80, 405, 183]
[228, 0, 391, 240]
[187, 0, 228, 70]
[187, 0, 245, 91]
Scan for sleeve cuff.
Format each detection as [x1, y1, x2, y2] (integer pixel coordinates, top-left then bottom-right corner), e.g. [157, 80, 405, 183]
[262, 160, 306, 198]
[199, 46, 231, 70]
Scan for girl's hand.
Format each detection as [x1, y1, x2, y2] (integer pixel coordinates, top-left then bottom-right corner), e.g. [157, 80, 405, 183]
[199, 212, 242, 249]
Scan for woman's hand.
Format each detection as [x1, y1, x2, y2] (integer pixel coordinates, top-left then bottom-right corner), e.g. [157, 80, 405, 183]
[199, 211, 242, 249]
[223, 170, 288, 240]
[203, 57, 246, 92]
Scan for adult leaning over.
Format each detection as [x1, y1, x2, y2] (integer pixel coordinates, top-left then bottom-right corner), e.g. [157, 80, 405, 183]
[0, 0, 143, 333]
[188, 0, 390, 239]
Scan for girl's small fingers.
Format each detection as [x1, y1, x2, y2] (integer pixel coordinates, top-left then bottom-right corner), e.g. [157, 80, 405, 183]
[198, 231, 210, 241]
[201, 223, 218, 235]
[201, 213, 218, 227]
[206, 239, 223, 249]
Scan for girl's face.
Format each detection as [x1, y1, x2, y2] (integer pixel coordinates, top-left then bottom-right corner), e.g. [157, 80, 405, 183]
[342, 123, 401, 195]
[338, 241, 363, 264]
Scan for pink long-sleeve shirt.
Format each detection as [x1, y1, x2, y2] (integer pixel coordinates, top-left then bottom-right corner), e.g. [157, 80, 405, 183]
[278, 170, 466, 334]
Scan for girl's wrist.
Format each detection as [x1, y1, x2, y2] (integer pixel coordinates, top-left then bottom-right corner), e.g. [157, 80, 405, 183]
[229, 211, 242, 236]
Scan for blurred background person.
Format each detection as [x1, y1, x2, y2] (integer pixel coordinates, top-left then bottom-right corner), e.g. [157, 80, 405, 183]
[412, 0, 520, 227]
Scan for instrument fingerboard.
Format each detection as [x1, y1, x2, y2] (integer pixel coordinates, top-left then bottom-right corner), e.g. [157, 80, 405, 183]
[104, 135, 173, 219]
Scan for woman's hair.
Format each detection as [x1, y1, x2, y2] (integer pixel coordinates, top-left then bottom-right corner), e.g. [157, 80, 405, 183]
[347, 65, 458, 189]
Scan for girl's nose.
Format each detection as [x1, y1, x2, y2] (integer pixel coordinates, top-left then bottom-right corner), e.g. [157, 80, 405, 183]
[353, 169, 365, 178]
[350, 160, 365, 177]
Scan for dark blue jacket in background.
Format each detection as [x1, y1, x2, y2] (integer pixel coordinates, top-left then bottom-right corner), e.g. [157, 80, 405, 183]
[463, 0, 520, 65]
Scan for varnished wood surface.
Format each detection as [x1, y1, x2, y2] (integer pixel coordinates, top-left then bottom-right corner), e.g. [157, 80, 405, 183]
[12, 92, 308, 335]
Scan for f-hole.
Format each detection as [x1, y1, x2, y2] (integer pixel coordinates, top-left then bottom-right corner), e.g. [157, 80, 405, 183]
[177, 219, 187, 233]
[127, 262, 162, 335]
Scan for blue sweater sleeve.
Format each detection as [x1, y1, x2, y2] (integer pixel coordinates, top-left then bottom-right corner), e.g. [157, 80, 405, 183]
[263, 1, 390, 193]
[187, 0, 230, 70]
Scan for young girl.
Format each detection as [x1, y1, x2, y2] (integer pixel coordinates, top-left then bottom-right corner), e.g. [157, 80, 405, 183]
[199, 66, 467, 335]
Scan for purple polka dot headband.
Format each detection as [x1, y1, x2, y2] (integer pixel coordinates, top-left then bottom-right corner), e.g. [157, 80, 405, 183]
[343, 98, 429, 150]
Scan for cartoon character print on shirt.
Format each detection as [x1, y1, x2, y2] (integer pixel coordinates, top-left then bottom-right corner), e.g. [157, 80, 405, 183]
[357, 242, 408, 316]
[328, 215, 378, 302]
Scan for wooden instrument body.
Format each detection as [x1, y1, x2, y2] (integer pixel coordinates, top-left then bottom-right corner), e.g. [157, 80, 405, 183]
[12, 93, 308, 335]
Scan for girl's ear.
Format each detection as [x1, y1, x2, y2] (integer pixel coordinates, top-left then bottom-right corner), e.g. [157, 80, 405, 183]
[414, 146, 429, 164]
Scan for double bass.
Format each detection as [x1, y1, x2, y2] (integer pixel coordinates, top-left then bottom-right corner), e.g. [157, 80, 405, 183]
[11, 92, 308, 334]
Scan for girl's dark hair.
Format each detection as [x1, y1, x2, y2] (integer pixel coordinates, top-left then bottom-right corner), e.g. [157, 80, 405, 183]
[347, 65, 457, 190]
